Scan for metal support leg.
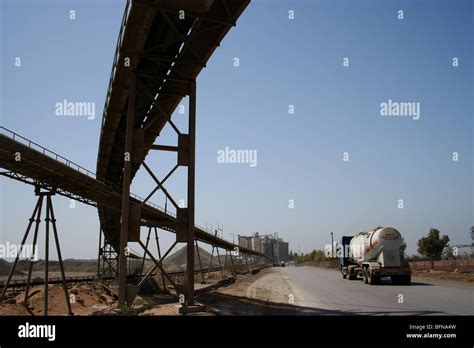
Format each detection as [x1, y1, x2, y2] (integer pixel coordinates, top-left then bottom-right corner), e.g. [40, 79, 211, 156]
[3, 193, 72, 315]
[23, 196, 44, 303]
[138, 241, 179, 291]
[97, 228, 102, 277]
[208, 246, 214, 278]
[43, 196, 51, 316]
[223, 250, 228, 274]
[118, 73, 136, 306]
[154, 228, 166, 290]
[0, 196, 42, 301]
[229, 251, 235, 274]
[48, 195, 73, 315]
[138, 241, 177, 288]
[216, 247, 224, 278]
[136, 79, 198, 305]
[101, 241, 118, 278]
[101, 239, 106, 278]
[195, 240, 205, 284]
[141, 227, 152, 276]
[186, 80, 196, 306]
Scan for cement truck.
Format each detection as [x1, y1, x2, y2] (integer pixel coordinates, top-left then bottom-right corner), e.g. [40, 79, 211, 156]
[339, 227, 411, 285]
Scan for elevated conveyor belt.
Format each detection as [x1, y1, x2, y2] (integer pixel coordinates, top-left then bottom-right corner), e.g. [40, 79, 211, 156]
[96, 0, 250, 251]
[0, 127, 266, 258]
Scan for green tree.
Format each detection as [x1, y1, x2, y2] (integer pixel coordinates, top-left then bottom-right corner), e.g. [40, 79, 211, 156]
[399, 237, 407, 258]
[314, 250, 326, 262]
[294, 249, 326, 264]
[446, 247, 455, 260]
[417, 228, 450, 269]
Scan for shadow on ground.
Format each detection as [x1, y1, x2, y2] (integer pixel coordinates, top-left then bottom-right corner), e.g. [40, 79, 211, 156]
[354, 278, 434, 286]
[196, 292, 442, 316]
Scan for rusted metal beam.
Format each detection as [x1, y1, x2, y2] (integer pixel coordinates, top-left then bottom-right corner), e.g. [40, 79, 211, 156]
[137, 240, 179, 290]
[195, 240, 205, 284]
[151, 144, 178, 152]
[142, 162, 179, 209]
[48, 195, 73, 315]
[154, 228, 166, 290]
[0, 196, 41, 301]
[186, 79, 196, 306]
[139, 163, 179, 206]
[118, 73, 136, 307]
[133, 0, 237, 27]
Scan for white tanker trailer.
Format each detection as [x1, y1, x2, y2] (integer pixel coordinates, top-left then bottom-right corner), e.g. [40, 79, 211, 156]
[339, 227, 411, 285]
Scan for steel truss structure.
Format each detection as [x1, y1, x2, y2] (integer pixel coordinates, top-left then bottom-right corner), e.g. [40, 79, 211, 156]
[96, 0, 255, 307]
[0, 189, 72, 316]
[0, 0, 272, 313]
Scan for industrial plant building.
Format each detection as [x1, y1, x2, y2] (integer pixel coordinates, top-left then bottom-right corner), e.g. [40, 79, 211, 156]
[238, 233, 289, 263]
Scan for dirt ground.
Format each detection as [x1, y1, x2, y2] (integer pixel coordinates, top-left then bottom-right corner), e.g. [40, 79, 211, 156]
[412, 270, 474, 285]
[214, 268, 290, 303]
[0, 281, 118, 316]
[138, 268, 295, 316]
[0, 270, 234, 316]
[0, 268, 303, 316]
[196, 268, 327, 315]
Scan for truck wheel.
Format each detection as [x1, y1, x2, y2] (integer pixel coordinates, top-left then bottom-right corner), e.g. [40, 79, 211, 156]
[367, 269, 375, 285]
[401, 275, 411, 285]
[363, 267, 368, 284]
[347, 266, 356, 280]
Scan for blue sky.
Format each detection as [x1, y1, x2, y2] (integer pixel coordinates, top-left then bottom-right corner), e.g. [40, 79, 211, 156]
[1, 0, 472, 258]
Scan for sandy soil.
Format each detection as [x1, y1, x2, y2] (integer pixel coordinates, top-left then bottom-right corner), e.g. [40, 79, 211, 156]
[412, 270, 474, 285]
[196, 268, 322, 315]
[0, 270, 233, 316]
[0, 268, 297, 316]
[0, 281, 118, 316]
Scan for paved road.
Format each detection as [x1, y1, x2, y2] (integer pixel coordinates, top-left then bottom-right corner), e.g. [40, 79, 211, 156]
[281, 266, 473, 315]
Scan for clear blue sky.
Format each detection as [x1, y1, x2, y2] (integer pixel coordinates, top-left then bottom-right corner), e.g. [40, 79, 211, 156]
[1, 0, 472, 259]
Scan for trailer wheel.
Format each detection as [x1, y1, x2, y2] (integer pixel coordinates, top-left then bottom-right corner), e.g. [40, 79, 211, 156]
[347, 266, 356, 280]
[400, 275, 411, 285]
[363, 267, 368, 284]
[367, 269, 373, 284]
[391, 275, 399, 284]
